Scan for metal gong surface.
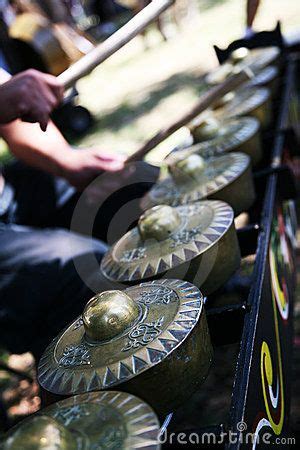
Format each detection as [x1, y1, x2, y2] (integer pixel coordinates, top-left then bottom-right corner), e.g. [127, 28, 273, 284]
[101, 201, 234, 282]
[244, 65, 278, 89]
[231, 46, 280, 70]
[2, 391, 160, 450]
[205, 62, 234, 86]
[188, 117, 259, 158]
[214, 87, 271, 119]
[205, 47, 280, 86]
[38, 279, 203, 396]
[141, 152, 250, 209]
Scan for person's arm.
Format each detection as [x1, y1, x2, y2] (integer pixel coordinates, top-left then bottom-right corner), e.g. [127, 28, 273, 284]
[0, 119, 71, 175]
[0, 68, 124, 190]
[0, 119, 125, 190]
[0, 69, 64, 130]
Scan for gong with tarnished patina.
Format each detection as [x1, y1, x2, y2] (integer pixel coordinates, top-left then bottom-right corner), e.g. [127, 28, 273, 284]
[142, 152, 255, 216]
[38, 279, 212, 415]
[229, 46, 280, 69]
[214, 87, 272, 129]
[188, 116, 262, 166]
[1, 391, 160, 450]
[206, 59, 279, 89]
[204, 62, 235, 86]
[244, 65, 279, 94]
[101, 202, 241, 294]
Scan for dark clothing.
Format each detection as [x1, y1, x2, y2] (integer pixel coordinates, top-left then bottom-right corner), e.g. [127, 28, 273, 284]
[87, 0, 128, 21]
[0, 161, 159, 357]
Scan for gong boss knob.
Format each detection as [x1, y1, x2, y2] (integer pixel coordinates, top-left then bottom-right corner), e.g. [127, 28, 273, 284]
[230, 47, 249, 64]
[191, 116, 220, 142]
[83, 290, 140, 343]
[3, 416, 76, 450]
[168, 154, 207, 184]
[138, 204, 181, 241]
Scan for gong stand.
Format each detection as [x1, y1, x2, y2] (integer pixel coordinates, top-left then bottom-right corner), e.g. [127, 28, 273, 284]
[158, 50, 298, 449]
[16, 15, 297, 447]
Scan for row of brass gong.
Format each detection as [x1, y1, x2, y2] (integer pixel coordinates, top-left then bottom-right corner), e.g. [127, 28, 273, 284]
[1, 47, 281, 449]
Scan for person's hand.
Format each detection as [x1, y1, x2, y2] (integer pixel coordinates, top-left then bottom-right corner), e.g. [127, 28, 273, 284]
[60, 147, 126, 190]
[0, 69, 64, 131]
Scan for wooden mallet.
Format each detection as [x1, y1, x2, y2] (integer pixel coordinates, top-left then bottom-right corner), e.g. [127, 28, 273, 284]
[57, 0, 252, 161]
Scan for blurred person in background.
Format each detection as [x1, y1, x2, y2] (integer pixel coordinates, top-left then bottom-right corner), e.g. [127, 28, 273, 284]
[35, 0, 74, 24]
[135, 0, 168, 42]
[83, 0, 130, 35]
[117, 0, 167, 42]
[88, 0, 123, 21]
[9, 0, 43, 15]
[113, 0, 194, 44]
[0, 4, 59, 74]
[2, 0, 94, 76]
[245, 0, 260, 38]
[0, 3, 26, 73]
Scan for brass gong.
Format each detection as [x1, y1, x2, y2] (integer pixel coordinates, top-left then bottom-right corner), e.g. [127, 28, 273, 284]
[244, 65, 279, 96]
[205, 47, 280, 87]
[101, 202, 241, 294]
[229, 46, 280, 69]
[141, 152, 255, 216]
[188, 116, 262, 166]
[206, 63, 278, 98]
[1, 391, 160, 450]
[38, 279, 212, 414]
[204, 62, 236, 86]
[214, 87, 272, 129]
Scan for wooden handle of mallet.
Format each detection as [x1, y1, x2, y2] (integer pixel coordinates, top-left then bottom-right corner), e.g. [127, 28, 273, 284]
[57, 0, 175, 89]
[127, 68, 253, 162]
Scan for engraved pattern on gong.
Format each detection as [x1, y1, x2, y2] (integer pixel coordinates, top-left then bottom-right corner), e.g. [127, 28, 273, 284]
[196, 125, 253, 156]
[53, 405, 89, 426]
[170, 226, 202, 247]
[58, 344, 91, 367]
[151, 166, 232, 201]
[73, 317, 83, 330]
[90, 428, 124, 450]
[120, 247, 146, 262]
[122, 317, 164, 352]
[153, 180, 178, 200]
[138, 286, 177, 306]
[182, 204, 205, 216]
[191, 116, 257, 144]
[227, 89, 269, 114]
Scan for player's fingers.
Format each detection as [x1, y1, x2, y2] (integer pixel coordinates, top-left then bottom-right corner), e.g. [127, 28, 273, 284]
[42, 73, 64, 102]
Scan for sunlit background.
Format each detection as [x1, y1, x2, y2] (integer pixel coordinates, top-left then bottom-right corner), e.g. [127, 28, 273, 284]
[0, 0, 299, 165]
[73, 0, 300, 162]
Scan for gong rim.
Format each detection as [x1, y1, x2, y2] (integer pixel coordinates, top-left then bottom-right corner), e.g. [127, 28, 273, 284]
[214, 87, 271, 120]
[101, 201, 234, 282]
[43, 391, 160, 450]
[245, 65, 279, 89]
[38, 279, 204, 396]
[234, 46, 280, 70]
[205, 47, 280, 86]
[141, 153, 251, 210]
[3, 391, 161, 450]
[188, 116, 260, 156]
